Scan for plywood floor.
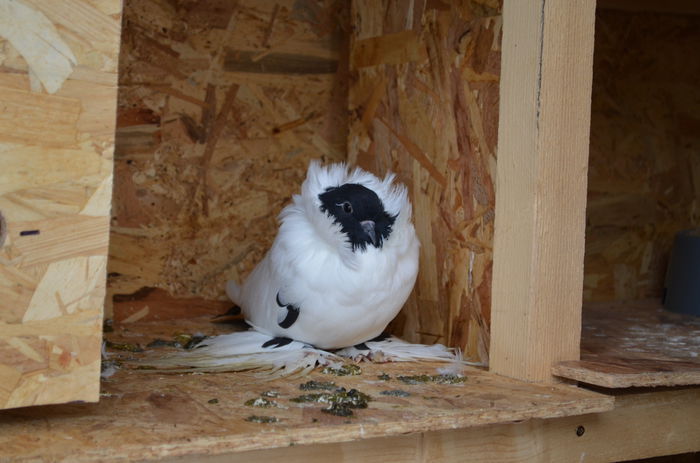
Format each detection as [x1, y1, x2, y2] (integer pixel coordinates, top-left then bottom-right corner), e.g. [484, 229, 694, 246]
[554, 299, 700, 387]
[0, 316, 613, 462]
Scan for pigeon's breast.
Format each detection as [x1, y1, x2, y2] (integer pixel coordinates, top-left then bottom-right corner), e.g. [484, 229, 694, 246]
[281, 240, 419, 349]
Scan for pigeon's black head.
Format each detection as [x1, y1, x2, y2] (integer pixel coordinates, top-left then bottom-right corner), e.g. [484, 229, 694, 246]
[319, 183, 396, 251]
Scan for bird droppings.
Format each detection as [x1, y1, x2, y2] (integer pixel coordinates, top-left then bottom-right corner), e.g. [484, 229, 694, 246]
[261, 390, 280, 398]
[291, 387, 371, 417]
[245, 397, 280, 408]
[377, 373, 391, 381]
[323, 403, 354, 417]
[299, 380, 337, 391]
[245, 415, 279, 424]
[208, 398, 219, 404]
[321, 364, 362, 376]
[105, 340, 144, 353]
[147, 339, 180, 348]
[173, 333, 208, 349]
[147, 333, 208, 350]
[380, 389, 411, 397]
[397, 374, 467, 385]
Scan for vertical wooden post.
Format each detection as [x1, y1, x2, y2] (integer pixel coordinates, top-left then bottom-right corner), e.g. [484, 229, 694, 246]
[490, 0, 597, 382]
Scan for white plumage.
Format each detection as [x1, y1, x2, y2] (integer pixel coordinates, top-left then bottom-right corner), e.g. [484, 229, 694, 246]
[144, 161, 469, 375]
[227, 161, 419, 349]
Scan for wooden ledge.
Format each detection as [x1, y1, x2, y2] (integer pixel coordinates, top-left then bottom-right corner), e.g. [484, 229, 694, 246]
[174, 388, 700, 463]
[553, 299, 700, 388]
[0, 317, 612, 462]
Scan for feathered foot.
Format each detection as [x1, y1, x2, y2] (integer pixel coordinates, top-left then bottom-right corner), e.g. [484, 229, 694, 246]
[336, 336, 467, 363]
[140, 330, 342, 377]
[139, 330, 479, 378]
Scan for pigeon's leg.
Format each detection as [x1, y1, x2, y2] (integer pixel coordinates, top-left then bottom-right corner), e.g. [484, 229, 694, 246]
[262, 337, 294, 348]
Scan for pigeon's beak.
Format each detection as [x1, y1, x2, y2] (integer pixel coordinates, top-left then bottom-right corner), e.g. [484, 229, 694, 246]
[361, 220, 378, 247]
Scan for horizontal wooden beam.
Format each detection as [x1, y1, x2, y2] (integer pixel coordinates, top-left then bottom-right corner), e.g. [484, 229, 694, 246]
[170, 388, 700, 463]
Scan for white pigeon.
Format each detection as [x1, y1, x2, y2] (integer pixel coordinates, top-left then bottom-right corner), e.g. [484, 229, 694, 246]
[227, 161, 420, 350]
[143, 162, 469, 376]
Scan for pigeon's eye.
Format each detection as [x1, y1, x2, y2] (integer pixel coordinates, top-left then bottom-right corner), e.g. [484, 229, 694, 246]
[338, 202, 353, 214]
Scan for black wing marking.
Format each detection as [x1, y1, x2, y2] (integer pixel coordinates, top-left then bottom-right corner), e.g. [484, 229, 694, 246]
[275, 291, 300, 329]
[262, 337, 294, 348]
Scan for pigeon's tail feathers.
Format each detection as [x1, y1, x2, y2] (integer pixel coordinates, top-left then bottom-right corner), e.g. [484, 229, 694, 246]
[140, 330, 340, 377]
[225, 280, 242, 305]
[336, 336, 483, 366]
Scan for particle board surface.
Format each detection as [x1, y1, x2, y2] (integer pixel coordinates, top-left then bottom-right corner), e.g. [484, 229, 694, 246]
[348, 0, 501, 364]
[0, 316, 613, 463]
[0, 0, 120, 409]
[584, 10, 700, 302]
[110, 0, 349, 319]
[553, 299, 700, 387]
[158, 388, 700, 463]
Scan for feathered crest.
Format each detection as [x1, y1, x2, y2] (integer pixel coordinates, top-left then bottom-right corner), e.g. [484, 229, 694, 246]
[279, 161, 413, 269]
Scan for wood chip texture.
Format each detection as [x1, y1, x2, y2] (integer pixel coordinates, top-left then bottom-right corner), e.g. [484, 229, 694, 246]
[0, 316, 613, 462]
[584, 10, 700, 302]
[553, 299, 700, 387]
[348, 0, 502, 364]
[110, 0, 349, 318]
[0, 0, 119, 409]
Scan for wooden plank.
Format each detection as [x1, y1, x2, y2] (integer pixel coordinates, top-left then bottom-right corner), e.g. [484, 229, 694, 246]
[162, 388, 700, 463]
[555, 359, 700, 388]
[348, 0, 501, 363]
[8, 216, 109, 268]
[0, 0, 120, 409]
[489, 0, 596, 382]
[0, 316, 613, 462]
[553, 299, 700, 387]
[0, 86, 80, 147]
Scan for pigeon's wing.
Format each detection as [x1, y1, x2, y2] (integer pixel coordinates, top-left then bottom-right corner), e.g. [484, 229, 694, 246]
[236, 250, 297, 337]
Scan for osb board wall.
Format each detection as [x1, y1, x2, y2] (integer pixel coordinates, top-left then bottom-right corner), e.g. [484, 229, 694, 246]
[110, 0, 349, 321]
[0, 0, 120, 408]
[348, 0, 501, 363]
[583, 10, 700, 301]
